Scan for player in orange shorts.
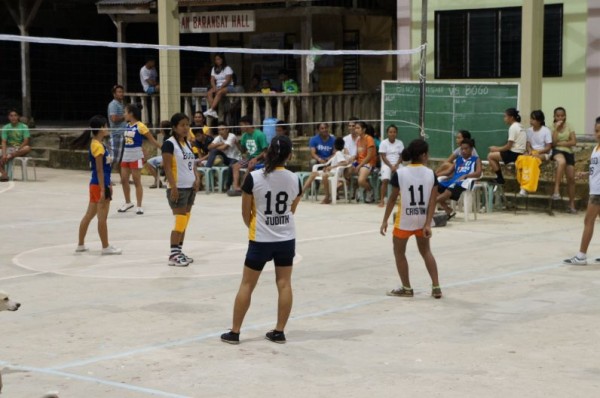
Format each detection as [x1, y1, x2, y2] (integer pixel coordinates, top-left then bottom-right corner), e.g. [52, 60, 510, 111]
[72, 115, 121, 255]
[380, 139, 441, 298]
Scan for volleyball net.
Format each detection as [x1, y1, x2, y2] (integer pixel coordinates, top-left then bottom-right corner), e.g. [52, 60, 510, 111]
[0, 33, 425, 134]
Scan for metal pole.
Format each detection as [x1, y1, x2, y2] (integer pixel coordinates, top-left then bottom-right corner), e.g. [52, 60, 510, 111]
[418, 0, 428, 137]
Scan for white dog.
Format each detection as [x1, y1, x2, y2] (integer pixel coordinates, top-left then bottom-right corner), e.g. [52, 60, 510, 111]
[0, 290, 20, 395]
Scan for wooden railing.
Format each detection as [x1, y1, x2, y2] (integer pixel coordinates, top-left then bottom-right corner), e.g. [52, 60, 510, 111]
[125, 91, 381, 136]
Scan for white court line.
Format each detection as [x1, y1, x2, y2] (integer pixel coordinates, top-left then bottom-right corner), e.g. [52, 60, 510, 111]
[0, 180, 15, 194]
[49, 261, 564, 372]
[0, 361, 190, 398]
[0, 272, 46, 281]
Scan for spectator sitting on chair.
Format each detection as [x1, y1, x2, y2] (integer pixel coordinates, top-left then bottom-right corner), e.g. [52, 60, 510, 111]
[302, 137, 351, 203]
[194, 127, 215, 166]
[437, 138, 482, 219]
[205, 122, 241, 168]
[526, 110, 553, 161]
[278, 69, 299, 93]
[435, 130, 479, 177]
[0, 109, 32, 181]
[145, 120, 171, 189]
[378, 124, 404, 208]
[107, 84, 128, 170]
[191, 110, 209, 136]
[276, 121, 290, 136]
[248, 74, 261, 93]
[227, 115, 269, 196]
[343, 117, 359, 158]
[205, 53, 234, 119]
[309, 122, 335, 167]
[353, 121, 377, 203]
[140, 60, 159, 94]
[487, 108, 526, 184]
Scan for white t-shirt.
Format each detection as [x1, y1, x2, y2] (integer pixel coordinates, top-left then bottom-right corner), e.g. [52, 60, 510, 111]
[379, 138, 404, 165]
[343, 134, 357, 157]
[242, 168, 302, 242]
[526, 126, 552, 151]
[391, 165, 437, 231]
[212, 133, 241, 160]
[326, 151, 351, 168]
[140, 66, 157, 91]
[508, 122, 527, 153]
[590, 146, 600, 195]
[211, 66, 234, 89]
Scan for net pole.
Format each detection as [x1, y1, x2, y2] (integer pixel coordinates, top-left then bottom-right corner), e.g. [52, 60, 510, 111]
[418, 0, 428, 138]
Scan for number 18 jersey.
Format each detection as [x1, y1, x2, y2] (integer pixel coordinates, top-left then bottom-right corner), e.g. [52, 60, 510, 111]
[242, 167, 302, 242]
[390, 164, 438, 231]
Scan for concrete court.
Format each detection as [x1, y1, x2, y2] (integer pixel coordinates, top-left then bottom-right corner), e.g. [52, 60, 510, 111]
[0, 167, 599, 398]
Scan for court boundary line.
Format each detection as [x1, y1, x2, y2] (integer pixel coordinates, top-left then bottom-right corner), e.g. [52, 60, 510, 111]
[0, 180, 15, 194]
[0, 261, 566, 397]
[50, 261, 563, 372]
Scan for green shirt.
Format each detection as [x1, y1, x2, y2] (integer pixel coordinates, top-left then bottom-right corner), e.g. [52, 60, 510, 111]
[282, 79, 299, 93]
[241, 129, 268, 159]
[2, 122, 30, 147]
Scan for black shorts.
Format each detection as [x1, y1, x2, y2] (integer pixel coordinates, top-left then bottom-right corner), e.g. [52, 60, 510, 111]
[500, 150, 522, 164]
[438, 184, 465, 201]
[245, 239, 295, 271]
[551, 150, 575, 166]
[166, 188, 196, 209]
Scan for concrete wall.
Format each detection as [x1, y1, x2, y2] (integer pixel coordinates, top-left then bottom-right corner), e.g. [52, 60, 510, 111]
[409, 0, 589, 135]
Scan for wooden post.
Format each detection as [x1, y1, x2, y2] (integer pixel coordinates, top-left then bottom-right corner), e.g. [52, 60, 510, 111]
[114, 17, 128, 89]
[158, 0, 181, 122]
[300, 10, 313, 133]
[520, 0, 544, 122]
[4, 0, 43, 118]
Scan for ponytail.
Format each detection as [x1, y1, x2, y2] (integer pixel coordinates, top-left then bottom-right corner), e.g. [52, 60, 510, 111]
[505, 108, 521, 123]
[401, 139, 428, 163]
[264, 135, 293, 175]
[125, 103, 142, 121]
[71, 115, 108, 149]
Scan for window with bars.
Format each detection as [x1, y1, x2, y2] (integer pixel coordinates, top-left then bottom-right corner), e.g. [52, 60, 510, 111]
[435, 4, 563, 79]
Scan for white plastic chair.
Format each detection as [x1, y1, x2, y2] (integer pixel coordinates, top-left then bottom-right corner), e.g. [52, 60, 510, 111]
[438, 176, 482, 222]
[309, 164, 351, 204]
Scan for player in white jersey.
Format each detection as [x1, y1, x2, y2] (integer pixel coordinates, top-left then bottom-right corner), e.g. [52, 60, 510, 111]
[380, 139, 442, 299]
[162, 113, 200, 267]
[222, 135, 302, 345]
[564, 120, 600, 265]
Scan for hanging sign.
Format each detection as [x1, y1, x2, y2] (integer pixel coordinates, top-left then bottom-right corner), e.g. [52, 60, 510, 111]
[180, 10, 255, 33]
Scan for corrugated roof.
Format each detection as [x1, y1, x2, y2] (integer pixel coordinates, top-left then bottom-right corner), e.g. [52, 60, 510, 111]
[96, 0, 154, 5]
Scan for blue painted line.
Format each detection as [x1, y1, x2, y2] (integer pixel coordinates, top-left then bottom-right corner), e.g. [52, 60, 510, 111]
[0, 360, 190, 398]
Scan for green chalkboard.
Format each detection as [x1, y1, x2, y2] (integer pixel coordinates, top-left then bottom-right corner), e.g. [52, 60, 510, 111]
[381, 81, 519, 159]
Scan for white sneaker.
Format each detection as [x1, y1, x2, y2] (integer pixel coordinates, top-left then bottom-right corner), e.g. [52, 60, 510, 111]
[551, 193, 561, 200]
[563, 256, 587, 265]
[136, 207, 144, 215]
[118, 203, 134, 213]
[182, 253, 194, 264]
[518, 189, 528, 197]
[101, 245, 122, 255]
[205, 109, 217, 118]
[75, 245, 88, 253]
[365, 189, 375, 203]
[168, 254, 189, 267]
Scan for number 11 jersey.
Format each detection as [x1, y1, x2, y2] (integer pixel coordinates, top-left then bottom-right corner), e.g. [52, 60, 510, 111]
[242, 167, 302, 242]
[390, 164, 438, 232]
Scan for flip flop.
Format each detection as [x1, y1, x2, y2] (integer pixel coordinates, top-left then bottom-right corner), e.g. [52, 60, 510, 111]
[447, 212, 456, 220]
